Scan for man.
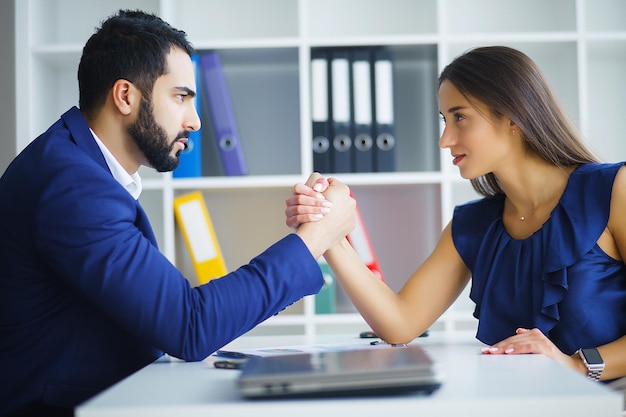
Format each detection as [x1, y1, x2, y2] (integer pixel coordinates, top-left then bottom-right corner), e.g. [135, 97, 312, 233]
[0, 10, 355, 416]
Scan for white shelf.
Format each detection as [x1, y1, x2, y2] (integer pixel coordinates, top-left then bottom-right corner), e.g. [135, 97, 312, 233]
[9, 0, 626, 338]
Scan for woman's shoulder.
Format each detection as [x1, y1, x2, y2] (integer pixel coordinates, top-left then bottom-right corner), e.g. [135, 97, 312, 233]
[608, 163, 626, 234]
[571, 161, 624, 179]
[563, 162, 625, 201]
[454, 193, 504, 220]
[452, 194, 504, 241]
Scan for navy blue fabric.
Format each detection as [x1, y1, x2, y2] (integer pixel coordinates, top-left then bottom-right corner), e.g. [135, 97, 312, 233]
[0, 107, 323, 415]
[452, 163, 626, 354]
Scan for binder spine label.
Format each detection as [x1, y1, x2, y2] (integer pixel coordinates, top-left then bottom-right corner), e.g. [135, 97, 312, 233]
[177, 200, 218, 262]
[311, 59, 329, 122]
[352, 61, 372, 125]
[374, 60, 394, 125]
[351, 50, 374, 172]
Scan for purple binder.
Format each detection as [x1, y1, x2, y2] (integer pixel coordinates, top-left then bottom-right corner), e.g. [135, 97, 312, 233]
[199, 52, 248, 176]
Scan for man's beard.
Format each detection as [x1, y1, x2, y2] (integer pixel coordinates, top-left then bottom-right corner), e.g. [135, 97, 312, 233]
[128, 97, 189, 172]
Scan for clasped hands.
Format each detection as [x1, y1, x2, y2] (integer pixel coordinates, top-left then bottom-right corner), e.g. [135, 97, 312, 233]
[286, 173, 356, 258]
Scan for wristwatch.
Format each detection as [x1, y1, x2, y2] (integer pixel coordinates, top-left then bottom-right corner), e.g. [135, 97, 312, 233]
[577, 348, 604, 381]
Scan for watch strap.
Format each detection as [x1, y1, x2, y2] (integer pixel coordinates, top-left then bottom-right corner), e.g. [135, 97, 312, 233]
[577, 348, 604, 382]
[586, 367, 603, 382]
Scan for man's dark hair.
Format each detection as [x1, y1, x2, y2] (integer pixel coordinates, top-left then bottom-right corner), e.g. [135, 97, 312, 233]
[78, 9, 195, 119]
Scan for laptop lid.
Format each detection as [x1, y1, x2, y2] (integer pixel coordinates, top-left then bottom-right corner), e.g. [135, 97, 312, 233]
[237, 344, 442, 399]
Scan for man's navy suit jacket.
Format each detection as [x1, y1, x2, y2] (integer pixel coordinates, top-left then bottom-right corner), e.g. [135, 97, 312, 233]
[0, 107, 322, 415]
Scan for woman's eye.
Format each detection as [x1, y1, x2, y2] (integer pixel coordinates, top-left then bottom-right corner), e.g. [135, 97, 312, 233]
[439, 113, 465, 124]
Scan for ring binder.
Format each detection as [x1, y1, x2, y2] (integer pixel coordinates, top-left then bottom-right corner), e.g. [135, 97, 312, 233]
[315, 258, 336, 314]
[346, 191, 385, 282]
[199, 51, 248, 176]
[372, 48, 396, 172]
[173, 191, 228, 285]
[311, 49, 332, 173]
[329, 49, 353, 173]
[173, 53, 202, 178]
[351, 49, 374, 173]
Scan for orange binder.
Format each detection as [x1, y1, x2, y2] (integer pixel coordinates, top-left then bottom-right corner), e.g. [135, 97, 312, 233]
[346, 192, 385, 282]
[173, 191, 227, 284]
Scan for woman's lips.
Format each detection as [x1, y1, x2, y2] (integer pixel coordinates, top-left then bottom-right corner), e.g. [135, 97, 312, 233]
[452, 154, 465, 165]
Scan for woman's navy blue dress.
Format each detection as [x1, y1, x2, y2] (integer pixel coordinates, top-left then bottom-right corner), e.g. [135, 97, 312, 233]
[452, 162, 626, 354]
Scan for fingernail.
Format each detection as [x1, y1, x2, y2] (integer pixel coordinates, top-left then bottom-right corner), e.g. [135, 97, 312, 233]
[312, 214, 323, 220]
[313, 183, 323, 192]
[505, 348, 514, 354]
[488, 347, 498, 353]
[481, 347, 489, 353]
[320, 208, 330, 214]
[321, 201, 332, 208]
[315, 193, 326, 200]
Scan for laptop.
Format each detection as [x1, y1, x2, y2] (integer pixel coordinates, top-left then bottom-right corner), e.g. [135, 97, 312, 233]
[237, 344, 442, 399]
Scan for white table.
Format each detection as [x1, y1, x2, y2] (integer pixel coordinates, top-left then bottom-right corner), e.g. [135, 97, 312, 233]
[76, 332, 622, 417]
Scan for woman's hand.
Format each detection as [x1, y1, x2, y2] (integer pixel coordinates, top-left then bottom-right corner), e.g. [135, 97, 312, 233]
[481, 328, 582, 373]
[285, 172, 332, 230]
[291, 175, 356, 259]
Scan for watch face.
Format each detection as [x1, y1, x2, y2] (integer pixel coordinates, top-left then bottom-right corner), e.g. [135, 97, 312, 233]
[581, 348, 603, 365]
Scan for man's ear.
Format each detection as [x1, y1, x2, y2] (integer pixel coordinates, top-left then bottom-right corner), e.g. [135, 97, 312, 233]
[111, 79, 139, 116]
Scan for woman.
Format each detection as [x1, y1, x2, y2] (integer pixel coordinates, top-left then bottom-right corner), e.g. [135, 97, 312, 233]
[286, 46, 626, 382]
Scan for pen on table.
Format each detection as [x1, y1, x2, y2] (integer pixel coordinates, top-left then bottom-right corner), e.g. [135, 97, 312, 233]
[370, 340, 407, 347]
[213, 359, 248, 369]
[360, 330, 429, 339]
[213, 350, 255, 359]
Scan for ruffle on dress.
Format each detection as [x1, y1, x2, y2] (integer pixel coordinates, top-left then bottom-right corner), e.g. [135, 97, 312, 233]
[537, 164, 619, 332]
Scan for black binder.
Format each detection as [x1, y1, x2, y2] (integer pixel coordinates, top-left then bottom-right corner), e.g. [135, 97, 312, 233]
[329, 49, 353, 173]
[372, 48, 396, 172]
[311, 49, 331, 173]
[351, 48, 374, 173]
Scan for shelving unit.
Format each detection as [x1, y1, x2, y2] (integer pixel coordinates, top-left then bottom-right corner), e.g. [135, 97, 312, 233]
[9, 0, 626, 338]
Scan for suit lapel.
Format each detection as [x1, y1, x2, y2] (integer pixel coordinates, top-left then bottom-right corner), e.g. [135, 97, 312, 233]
[61, 107, 159, 249]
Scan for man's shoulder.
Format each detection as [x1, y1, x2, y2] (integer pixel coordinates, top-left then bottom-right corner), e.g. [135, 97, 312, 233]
[12, 109, 102, 174]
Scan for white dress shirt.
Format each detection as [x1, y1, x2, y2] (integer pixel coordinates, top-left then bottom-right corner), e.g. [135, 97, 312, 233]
[91, 129, 143, 200]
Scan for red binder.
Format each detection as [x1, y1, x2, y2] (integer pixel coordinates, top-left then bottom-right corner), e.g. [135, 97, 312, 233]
[346, 192, 385, 282]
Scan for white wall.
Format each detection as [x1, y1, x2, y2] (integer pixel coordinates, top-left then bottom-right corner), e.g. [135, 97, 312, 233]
[0, 0, 16, 174]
